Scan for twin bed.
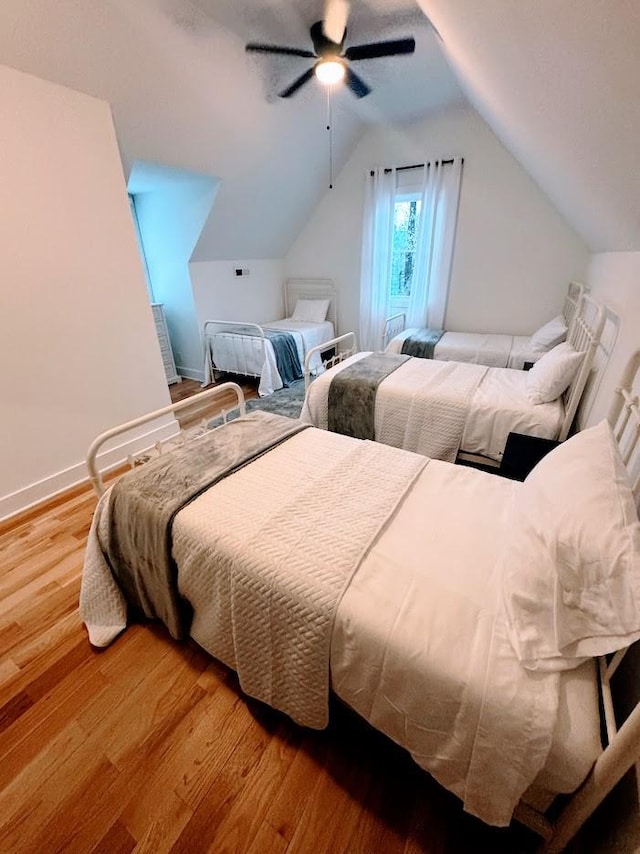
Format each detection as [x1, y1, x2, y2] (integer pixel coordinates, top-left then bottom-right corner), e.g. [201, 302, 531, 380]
[302, 293, 605, 467]
[383, 281, 585, 369]
[201, 279, 336, 396]
[81, 352, 640, 851]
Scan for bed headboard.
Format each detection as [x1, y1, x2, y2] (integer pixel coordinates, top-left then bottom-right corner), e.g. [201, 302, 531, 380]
[382, 313, 406, 350]
[564, 281, 585, 331]
[543, 350, 640, 852]
[559, 294, 606, 440]
[285, 278, 337, 330]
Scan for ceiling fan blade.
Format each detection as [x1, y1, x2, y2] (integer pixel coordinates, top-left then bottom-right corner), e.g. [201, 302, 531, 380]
[279, 67, 315, 98]
[345, 66, 371, 98]
[344, 37, 415, 61]
[323, 0, 350, 45]
[246, 43, 316, 58]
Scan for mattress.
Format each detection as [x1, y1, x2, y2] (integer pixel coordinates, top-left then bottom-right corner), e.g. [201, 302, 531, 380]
[301, 352, 565, 462]
[175, 431, 600, 820]
[387, 329, 544, 370]
[461, 366, 564, 461]
[265, 318, 334, 371]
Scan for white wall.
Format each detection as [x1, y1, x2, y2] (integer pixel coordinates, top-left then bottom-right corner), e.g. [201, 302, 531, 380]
[285, 104, 590, 338]
[190, 261, 286, 338]
[130, 164, 218, 382]
[584, 252, 640, 426]
[0, 65, 171, 520]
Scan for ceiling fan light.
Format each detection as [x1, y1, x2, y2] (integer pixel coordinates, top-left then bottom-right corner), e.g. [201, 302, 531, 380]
[315, 59, 345, 85]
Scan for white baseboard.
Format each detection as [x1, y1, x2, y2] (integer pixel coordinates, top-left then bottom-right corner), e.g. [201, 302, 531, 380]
[0, 419, 178, 523]
[177, 366, 205, 382]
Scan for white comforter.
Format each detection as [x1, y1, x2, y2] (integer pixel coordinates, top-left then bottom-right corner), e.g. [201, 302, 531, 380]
[387, 329, 542, 370]
[81, 427, 570, 827]
[204, 319, 334, 396]
[302, 352, 564, 462]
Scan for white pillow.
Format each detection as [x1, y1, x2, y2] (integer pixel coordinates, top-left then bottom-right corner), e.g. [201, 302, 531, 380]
[526, 342, 583, 404]
[500, 420, 640, 672]
[291, 299, 330, 323]
[530, 314, 568, 351]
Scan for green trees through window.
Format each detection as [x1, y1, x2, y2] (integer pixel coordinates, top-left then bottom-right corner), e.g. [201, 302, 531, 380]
[390, 197, 421, 299]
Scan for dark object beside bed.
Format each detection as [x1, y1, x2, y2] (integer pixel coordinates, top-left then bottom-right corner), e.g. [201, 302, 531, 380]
[500, 432, 561, 481]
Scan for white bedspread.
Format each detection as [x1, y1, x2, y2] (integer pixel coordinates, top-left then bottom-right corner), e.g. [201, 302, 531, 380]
[461, 367, 563, 461]
[301, 352, 488, 462]
[179, 431, 562, 826]
[302, 352, 564, 462]
[387, 329, 543, 370]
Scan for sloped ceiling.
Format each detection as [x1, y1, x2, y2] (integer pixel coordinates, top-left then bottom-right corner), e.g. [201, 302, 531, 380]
[0, 0, 463, 260]
[417, 0, 640, 252]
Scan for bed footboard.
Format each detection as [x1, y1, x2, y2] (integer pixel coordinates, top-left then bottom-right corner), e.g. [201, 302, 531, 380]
[382, 313, 407, 350]
[304, 332, 358, 392]
[86, 382, 246, 497]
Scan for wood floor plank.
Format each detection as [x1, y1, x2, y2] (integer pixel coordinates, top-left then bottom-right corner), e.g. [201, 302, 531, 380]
[12, 755, 122, 853]
[199, 715, 304, 853]
[0, 618, 87, 708]
[126, 790, 193, 854]
[262, 732, 328, 843]
[0, 657, 108, 787]
[118, 679, 245, 840]
[90, 819, 136, 854]
[0, 720, 88, 824]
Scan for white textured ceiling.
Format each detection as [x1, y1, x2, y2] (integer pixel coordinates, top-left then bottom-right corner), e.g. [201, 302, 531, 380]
[0, 0, 464, 260]
[417, 0, 640, 252]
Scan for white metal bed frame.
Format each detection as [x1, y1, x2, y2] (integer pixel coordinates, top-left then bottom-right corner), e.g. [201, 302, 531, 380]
[381, 281, 586, 352]
[303, 331, 358, 392]
[86, 382, 246, 498]
[201, 278, 337, 386]
[303, 295, 605, 471]
[533, 349, 640, 852]
[457, 292, 605, 469]
[83, 355, 640, 851]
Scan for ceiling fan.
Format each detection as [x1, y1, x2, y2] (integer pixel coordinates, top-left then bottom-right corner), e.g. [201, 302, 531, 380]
[245, 0, 416, 99]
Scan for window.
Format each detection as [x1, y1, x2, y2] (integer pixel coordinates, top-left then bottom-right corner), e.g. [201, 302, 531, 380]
[390, 194, 422, 305]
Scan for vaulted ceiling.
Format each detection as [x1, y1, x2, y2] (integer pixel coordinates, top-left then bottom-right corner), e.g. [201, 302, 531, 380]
[1, 0, 638, 257]
[0, 0, 463, 260]
[417, 0, 640, 252]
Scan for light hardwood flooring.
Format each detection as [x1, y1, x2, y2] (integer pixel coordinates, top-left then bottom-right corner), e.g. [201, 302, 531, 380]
[0, 378, 544, 853]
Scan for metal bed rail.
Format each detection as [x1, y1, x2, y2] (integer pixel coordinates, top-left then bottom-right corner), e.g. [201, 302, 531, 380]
[86, 382, 246, 497]
[303, 332, 358, 392]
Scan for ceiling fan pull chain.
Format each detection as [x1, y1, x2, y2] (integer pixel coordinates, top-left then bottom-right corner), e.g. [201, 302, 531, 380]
[327, 86, 334, 189]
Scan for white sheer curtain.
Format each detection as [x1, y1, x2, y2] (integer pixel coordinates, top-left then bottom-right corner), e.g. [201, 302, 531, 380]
[358, 167, 397, 351]
[406, 157, 463, 330]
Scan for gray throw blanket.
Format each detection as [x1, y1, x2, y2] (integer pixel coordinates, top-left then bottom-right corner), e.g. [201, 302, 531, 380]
[401, 327, 445, 359]
[328, 353, 409, 440]
[264, 329, 303, 387]
[99, 412, 308, 640]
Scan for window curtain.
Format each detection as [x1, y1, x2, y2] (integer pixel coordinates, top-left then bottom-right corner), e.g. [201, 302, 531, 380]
[405, 157, 463, 330]
[358, 166, 397, 351]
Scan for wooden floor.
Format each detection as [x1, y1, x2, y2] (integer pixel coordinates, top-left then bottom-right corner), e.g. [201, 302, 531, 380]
[0, 378, 543, 853]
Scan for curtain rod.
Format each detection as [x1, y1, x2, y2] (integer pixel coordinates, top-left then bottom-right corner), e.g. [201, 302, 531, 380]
[370, 157, 462, 177]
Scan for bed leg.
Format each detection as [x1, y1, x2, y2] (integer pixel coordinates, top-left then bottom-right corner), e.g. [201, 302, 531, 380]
[513, 802, 553, 840]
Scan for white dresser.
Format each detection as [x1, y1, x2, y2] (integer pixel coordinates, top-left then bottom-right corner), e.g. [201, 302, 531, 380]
[151, 303, 181, 385]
